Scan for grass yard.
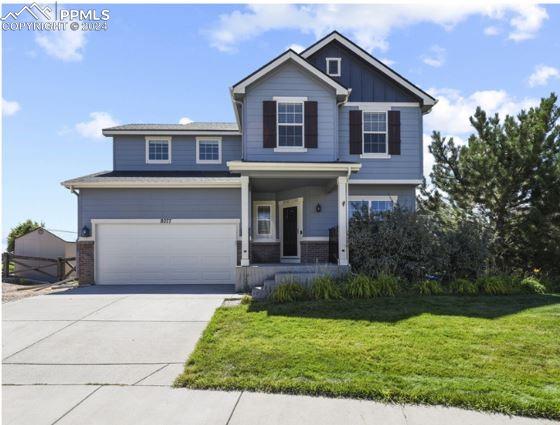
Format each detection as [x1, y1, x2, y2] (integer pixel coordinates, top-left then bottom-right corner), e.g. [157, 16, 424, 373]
[176, 295, 560, 419]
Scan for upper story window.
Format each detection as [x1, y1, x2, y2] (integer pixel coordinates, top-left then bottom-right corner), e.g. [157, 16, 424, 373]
[146, 137, 171, 164]
[363, 111, 388, 155]
[277, 99, 304, 148]
[326, 58, 341, 77]
[196, 137, 222, 164]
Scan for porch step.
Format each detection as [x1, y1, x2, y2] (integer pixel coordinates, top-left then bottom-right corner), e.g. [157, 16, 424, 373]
[274, 272, 317, 285]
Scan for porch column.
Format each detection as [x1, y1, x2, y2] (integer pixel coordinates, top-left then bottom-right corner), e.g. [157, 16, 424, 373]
[241, 175, 250, 266]
[337, 176, 349, 266]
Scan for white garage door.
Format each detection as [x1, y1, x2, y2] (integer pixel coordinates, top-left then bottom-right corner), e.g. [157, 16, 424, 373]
[95, 220, 237, 285]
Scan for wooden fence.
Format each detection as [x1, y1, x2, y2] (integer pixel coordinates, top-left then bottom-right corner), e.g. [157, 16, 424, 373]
[2, 252, 76, 283]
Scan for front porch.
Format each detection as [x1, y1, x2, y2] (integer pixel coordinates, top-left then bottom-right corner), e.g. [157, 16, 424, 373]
[229, 160, 360, 291]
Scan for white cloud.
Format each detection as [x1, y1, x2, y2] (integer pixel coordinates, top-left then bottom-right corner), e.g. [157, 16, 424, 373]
[206, 4, 548, 53]
[179, 117, 193, 125]
[528, 64, 560, 87]
[422, 88, 539, 179]
[286, 43, 305, 53]
[380, 57, 396, 66]
[425, 88, 539, 136]
[484, 26, 500, 36]
[75, 112, 119, 140]
[35, 26, 86, 61]
[2, 98, 21, 116]
[421, 45, 446, 68]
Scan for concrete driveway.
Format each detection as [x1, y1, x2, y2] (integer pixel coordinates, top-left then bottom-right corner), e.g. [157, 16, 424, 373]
[2, 285, 556, 425]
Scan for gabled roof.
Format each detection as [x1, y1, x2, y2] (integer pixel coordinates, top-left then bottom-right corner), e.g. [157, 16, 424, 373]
[16, 227, 76, 243]
[231, 49, 350, 100]
[103, 122, 240, 136]
[300, 31, 437, 111]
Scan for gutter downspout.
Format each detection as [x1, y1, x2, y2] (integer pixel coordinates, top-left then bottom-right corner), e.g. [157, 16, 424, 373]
[336, 89, 352, 161]
[230, 87, 244, 160]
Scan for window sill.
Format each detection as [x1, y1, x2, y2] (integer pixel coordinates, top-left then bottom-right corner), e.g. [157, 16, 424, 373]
[360, 154, 391, 159]
[274, 147, 307, 153]
[146, 160, 172, 164]
[196, 160, 222, 164]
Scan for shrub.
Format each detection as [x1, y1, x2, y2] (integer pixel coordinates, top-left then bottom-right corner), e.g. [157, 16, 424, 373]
[477, 276, 518, 295]
[240, 294, 252, 305]
[270, 282, 308, 303]
[450, 278, 479, 296]
[520, 277, 546, 295]
[311, 275, 342, 300]
[345, 274, 376, 299]
[415, 279, 444, 296]
[372, 273, 400, 297]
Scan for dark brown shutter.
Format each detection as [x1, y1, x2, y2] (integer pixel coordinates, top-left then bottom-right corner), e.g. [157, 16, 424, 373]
[388, 110, 401, 155]
[304, 101, 318, 148]
[263, 100, 276, 148]
[349, 110, 362, 155]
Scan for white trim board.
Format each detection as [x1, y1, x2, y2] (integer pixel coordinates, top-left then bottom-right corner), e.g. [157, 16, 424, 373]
[64, 178, 242, 189]
[103, 130, 241, 136]
[349, 179, 422, 185]
[227, 161, 361, 173]
[301, 236, 329, 242]
[300, 32, 436, 109]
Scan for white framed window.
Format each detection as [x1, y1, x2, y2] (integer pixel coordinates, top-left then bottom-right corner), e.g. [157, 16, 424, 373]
[196, 137, 222, 164]
[348, 195, 397, 218]
[145, 137, 171, 164]
[252, 201, 276, 240]
[326, 57, 341, 77]
[273, 96, 307, 152]
[362, 111, 389, 158]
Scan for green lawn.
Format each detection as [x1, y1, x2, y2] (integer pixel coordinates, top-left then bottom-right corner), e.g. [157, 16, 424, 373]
[176, 295, 560, 419]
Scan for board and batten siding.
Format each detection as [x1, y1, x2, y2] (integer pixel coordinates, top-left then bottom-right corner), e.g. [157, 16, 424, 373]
[113, 135, 242, 171]
[243, 61, 338, 162]
[78, 188, 241, 230]
[339, 106, 423, 180]
[306, 40, 419, 103]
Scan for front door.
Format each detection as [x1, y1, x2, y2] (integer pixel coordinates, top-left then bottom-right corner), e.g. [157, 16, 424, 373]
[282, 206, 298, 257]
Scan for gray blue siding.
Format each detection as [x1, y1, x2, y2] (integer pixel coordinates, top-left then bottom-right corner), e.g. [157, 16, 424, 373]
[339, 106, 423, 180]
[113, 135, 241, 171]
[349, 184, 417, 210]
[243, 61, 338, 162]
[79, 188, 241, 230]
[306, 40, 419, 103]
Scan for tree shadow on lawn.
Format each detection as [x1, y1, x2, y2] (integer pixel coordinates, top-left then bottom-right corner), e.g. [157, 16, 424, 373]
[247, 294, 560, 323]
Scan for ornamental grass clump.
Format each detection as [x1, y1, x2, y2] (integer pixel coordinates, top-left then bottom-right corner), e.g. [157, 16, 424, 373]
[520, 277, 546, 294]
[415, 279, 444, 296]
[270, 281, 308, 303]
[450, 278, 479, 296]
[345, 274, 376, 299]
[372, 273, 400, 297]
[310, 275, 343, 300]
[477, 275, 518, 295]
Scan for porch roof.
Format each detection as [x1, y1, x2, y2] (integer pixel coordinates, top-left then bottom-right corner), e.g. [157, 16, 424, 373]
[227, 161, 361, 177]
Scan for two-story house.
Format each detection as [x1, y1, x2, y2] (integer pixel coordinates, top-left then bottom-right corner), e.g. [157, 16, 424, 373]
[62, 31, 436, 290]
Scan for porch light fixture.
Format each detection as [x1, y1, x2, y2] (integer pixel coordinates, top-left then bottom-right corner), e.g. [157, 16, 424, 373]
[315, 203, 322, 213]
[81, 225, 91, 237]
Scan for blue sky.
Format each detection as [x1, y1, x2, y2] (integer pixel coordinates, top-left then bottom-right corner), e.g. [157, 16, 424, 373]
[2, 3, 560, 245]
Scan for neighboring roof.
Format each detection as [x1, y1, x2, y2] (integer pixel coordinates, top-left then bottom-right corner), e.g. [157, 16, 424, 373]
[61, 171, 241, 189]
[231, 49, 350, 99]
[16, 227, 76, 243]
[102, 122, 240, 136]
[300, 31, 437, 112]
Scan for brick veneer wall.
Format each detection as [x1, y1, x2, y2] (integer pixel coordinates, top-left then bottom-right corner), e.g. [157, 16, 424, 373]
[77, 240, 95, 285]
[251, 242, 280, 263]
[301, 241, 329, 264]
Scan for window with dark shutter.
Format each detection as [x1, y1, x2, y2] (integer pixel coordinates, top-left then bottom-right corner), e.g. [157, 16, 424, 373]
[349, 110, 362, 155]
[304, 101, 318, 148]
[388, 110, 401, 155]
[263, 100, 276, 148]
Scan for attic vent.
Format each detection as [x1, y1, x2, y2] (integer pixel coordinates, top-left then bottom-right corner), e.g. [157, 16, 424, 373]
[326, 58, 341, 77]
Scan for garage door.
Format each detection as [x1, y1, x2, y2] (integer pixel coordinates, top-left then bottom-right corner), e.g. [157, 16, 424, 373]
[95, 221, 237, 285]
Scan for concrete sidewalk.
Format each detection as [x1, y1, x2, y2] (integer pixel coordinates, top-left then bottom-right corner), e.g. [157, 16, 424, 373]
[2, 286, 557, 425]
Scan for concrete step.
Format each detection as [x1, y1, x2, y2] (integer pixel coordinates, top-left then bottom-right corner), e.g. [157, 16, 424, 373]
[274, 272, 317, 285]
